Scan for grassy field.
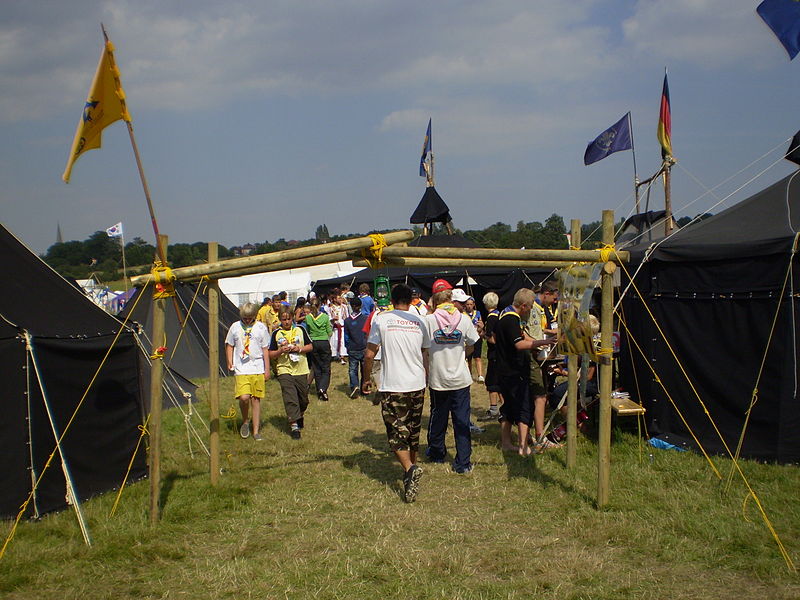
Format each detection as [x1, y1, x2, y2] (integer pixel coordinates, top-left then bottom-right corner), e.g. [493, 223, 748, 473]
[1, 362, 798, 599]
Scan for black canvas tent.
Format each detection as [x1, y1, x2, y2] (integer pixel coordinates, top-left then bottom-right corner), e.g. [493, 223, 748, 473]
[119, 281, 240, 380]
[0, 224, 147, 519]
[620, 173, 800, 463]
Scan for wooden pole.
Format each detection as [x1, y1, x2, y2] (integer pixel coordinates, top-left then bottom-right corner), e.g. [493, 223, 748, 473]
[566, 219, 581, 470]
[148, 235, 168, 524]
[663, 163, 674, 236]
[365, 245, 630, 263]
[191, 251, 353, 281]
[597, 212, 614, 507]
[131, 230, 414, 285]
[207, 243, 220, 486]
[352, 257, 582, 269]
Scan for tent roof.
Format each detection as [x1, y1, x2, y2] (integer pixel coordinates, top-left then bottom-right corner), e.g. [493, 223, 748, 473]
[0, 223, 123, 337]
[410, 186, 451, 224]
[634, 172, 800, 262]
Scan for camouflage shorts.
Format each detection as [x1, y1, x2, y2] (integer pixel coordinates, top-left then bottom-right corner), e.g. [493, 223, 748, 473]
[379, 389, 425, 452]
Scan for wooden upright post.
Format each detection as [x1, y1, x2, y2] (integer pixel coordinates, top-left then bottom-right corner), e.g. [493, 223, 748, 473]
[566, 219, 581, 469]
[663, 165, 674, 236]
[597, 212, 614, 507]
[149, 235, 168, 524]
[208, 243, 220, 486]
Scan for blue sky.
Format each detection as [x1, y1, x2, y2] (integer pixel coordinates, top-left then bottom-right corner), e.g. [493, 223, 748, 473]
[2, 0, 799, 254]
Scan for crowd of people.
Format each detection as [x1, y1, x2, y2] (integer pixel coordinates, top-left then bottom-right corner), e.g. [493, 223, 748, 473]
[225, 277, 582, 503]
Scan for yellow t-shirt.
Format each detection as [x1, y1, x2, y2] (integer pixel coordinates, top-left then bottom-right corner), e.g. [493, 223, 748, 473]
[257, 304, 279, 331]
[270, 326, 311, 376]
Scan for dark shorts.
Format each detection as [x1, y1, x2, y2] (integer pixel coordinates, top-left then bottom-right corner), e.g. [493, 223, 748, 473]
[498, 375, 532, 426]
[471, 339, 483, 358]
[379, 389, 425, 452]
[529, 360, 547, 397]
[485, 358, 502, 393]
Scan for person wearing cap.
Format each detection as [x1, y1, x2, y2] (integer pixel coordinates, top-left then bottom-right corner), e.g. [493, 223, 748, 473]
[431, 278, 453, 294]
[424, 289, 479, 474]
[409, 287, 429, 316]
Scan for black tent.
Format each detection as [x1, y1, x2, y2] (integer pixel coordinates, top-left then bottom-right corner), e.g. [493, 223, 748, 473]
[0, 224, 147, 519]
[119, 281, 240, 380]
[620, 172, 800, 463]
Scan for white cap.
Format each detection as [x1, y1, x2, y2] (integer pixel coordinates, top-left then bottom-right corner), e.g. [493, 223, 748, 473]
[451, 288, 470, 303]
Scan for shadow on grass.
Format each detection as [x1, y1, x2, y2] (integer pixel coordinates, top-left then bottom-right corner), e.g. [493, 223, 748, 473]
[343, 429, 404, 500]
[159, 470, 192, 509]
[502, 452, 595, 506]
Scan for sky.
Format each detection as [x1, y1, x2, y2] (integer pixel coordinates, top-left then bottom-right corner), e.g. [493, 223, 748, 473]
[2, 0, 800, 254]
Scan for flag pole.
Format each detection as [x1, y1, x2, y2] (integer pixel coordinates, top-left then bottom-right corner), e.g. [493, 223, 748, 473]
[100, 24, 167, 266]
[120, 228, 128, 293]
[628, 112, 641, 214]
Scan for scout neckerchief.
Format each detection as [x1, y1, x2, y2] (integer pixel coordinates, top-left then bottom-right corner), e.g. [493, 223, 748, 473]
[241, 321, 253, 358]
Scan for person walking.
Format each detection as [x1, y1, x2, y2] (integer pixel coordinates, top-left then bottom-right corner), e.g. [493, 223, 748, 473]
[305, 298, 333, 401]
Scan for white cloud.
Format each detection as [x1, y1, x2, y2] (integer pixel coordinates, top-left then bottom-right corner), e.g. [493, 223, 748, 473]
[623, 0, 773, 67]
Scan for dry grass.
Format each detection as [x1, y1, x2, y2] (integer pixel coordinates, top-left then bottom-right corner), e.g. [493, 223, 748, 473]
[1, 362, 798, 599]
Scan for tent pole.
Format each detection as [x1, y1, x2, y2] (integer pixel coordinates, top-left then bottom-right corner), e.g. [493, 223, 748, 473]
[597, 211, 615, 507]
[149, 236, 167, 524]
[25, 333, 92, 545]
[566, 219, 581, 470]
[207, 243, 221, 486]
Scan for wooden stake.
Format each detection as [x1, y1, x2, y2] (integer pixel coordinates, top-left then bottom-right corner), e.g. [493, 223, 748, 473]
[597, 212, 614, 507]
[207, 243, 220, 486]
[148, 235, 167, 524]
[566, 219, 581, 470]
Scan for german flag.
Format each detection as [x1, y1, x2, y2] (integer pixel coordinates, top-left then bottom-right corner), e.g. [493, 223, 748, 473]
[657, 72, 672, 159]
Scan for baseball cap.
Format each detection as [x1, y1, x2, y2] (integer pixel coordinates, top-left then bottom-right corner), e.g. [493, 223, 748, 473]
[451, 288, 470, 303]
[432, 278, 453, 293]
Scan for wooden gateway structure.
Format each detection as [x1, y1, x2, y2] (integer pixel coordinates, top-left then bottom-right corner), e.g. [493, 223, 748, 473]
[131, 211, 630, 522]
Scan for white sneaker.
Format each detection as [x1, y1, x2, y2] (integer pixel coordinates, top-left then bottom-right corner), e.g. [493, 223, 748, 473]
[477, 375, 485, 382]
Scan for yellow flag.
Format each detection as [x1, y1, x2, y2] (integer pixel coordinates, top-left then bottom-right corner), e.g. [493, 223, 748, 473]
[62, 39, 132, 183]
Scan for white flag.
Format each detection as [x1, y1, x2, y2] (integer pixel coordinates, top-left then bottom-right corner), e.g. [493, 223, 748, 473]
[106, 222, 123, 238]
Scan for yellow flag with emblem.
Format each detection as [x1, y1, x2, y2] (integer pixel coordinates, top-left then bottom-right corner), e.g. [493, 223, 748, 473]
[62, 37, 132, 183]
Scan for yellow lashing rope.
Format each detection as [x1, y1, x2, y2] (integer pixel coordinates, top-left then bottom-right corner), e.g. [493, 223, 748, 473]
[110, 414, 151, 517]
[599, 243, 615, 263]
[360, 233, 388, 269]
[151, 261, 176, 299]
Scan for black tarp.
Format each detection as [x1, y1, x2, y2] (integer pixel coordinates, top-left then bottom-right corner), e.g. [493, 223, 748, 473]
[0, 223, 147, 518]
[410, 186, 451, 224]
[620, 172, 800, 463]
[119, 281, 239, 380]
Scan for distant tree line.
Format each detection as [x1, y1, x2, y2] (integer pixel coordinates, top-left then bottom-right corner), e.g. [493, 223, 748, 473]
[42, 213, 703, 282]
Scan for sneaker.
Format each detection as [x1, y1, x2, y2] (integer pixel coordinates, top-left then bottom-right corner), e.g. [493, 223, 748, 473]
[477, 375, 485, 382]
[469, 422, 485, 434]
[478, 408, 500, 422]
[403, 465, 424, 503]
[339, 358, 347, 365]
[319, 390, 329, 401]
[534, 438, 563, 453]
[290, 427, 301, 440]
[239, 422, 250, 439]
[253, 432, 263, 442]
[297, 417, 304, 430]
[349, 387, 359, 398]
[453, 465, 473, 475]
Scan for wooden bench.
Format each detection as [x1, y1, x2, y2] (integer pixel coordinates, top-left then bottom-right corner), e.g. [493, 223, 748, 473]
[611, 396, 645, 416]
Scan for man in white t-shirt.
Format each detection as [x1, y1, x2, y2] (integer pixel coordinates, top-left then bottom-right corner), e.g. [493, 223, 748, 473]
[363, 283, 430, 503]
[425, 289, 480, 473]
[225, 302, 271, 441]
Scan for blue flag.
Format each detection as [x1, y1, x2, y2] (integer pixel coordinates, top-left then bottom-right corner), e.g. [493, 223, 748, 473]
[757, 0, 800, 59]
[583, 113, 632, 166]
[419, 118, 431, 177]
